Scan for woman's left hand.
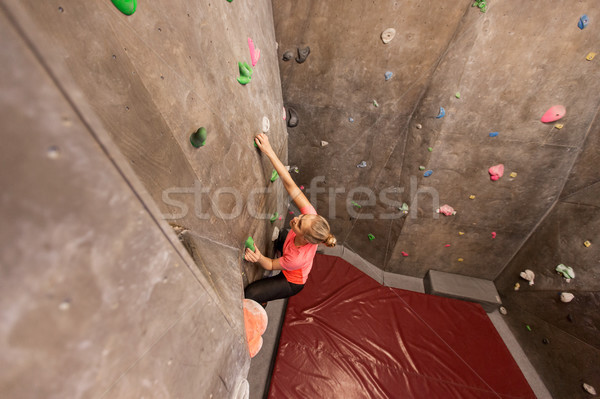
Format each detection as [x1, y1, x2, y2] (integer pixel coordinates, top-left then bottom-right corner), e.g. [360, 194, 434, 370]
[245, 246, 262, 263]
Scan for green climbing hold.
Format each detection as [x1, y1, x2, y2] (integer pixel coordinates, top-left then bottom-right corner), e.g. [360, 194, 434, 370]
[351, 201, 362, 208]
[111, 0, 137, 15]
[400, 203, 409, 212]
[270, 170, 279, 182]
[227, 0, 233, 2]
[239, 62, 253, 78]
[526, 325, 532, 331]
[237, 75, 250, 85]
[270, 212, 278, 223]
[373, 100, 379, 107]
[368, 233, 375, 241]
[419, 166, 425, 171]
[455, 92, 461, 99]
[244, 236, 255, 252]
[190, 127, 207, 148]
[428, 147, 433, 152]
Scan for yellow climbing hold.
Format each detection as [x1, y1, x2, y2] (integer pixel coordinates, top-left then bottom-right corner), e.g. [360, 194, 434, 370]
[510, 172, 517, 178]
[469, 195, 476, 200]
[554, 124, 564, 129]
[457, 258, 464, 262]
[584, 240, 591, 247]
[459, 231, 465, 235]
[586, 52, 597, 61]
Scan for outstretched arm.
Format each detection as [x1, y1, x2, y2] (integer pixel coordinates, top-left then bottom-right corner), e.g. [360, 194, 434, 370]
[254, 133, 310, 210]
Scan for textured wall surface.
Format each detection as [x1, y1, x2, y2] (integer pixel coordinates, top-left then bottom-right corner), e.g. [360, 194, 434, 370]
[273, 0, 599, 398]
[1, 0, 286, 398]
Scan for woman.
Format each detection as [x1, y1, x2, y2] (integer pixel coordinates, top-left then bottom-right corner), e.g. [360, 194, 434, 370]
[244, 133, 336, 305]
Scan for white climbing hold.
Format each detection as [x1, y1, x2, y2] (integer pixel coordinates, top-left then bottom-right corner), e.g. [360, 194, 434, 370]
[499, 306, 507, 315]
[583, 383, 597, 395]
[321, 140, 329, 147]
[416, 124, 422, 129]
[560, 292, 575, 303]
[357, 161, 367, 168]
[519, 269, 535, 286]
[271, 226, 280, 241]
[381, 28, 396, 44]
[262, 116, 270, 133]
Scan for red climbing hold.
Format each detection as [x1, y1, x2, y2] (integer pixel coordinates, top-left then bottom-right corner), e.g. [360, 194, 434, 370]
[541, 105, 566, 123]
[489, 164, 504, 181]
[401, 251, 409, 257]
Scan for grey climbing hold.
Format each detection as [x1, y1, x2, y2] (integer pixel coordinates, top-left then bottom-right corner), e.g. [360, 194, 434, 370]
[287, 107, 298, 127]
[381, 28, 396, 44]
[385, 71, 393, 81]
[296, 46, 310, 63]
[357, 161, 367, 168]
[282, 50, 294, 61]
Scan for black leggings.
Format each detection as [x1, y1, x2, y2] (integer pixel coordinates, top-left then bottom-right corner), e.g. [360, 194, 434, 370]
[244, 229, 305, 303]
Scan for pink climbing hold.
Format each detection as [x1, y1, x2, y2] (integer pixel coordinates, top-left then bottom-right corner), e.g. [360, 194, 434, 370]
[541, 105, 566, 123]
[491, 232, 497, 239]
[489, 164, 504, 181]
[401, 251, 409, 257]
[283, 106, 286, 120]
[248, 37, 260, 67]
[278, 216, 282, 220]
[300, 185, 305, 190]
[289, 211, 294, 215]
[438, 204, 456, 216]
[445, 244, 451, 247]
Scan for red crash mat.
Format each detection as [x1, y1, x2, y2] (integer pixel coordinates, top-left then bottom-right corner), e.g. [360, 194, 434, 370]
[268, 254, 535, 399]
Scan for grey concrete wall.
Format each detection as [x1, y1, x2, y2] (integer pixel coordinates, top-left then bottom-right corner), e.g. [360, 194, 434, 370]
[1, 0, 287, 398]
[273, 1, 599, 397]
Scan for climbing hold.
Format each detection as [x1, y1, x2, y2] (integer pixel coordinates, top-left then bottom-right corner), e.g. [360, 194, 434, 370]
[514, 282, 520, 291]
[272, 226, 280, 241]
[399, 203, 409, 213]
[424, 170, 433, 177]
[554, 124, 564, 129]
[556, 264, 575, 280]
[469, 195, 476, 200]
[287, 107, 298, 127]
[227, 0, 233, 2]
[373, 100, 379, 107]
[351, 201, 362, 208]
[239, 61, 253, 78]
[270, 212, 278, 223]
[248, 38, 260, 67]
[541, 105, 566, 123]
[584, 240, 591, 247]
[381, 28, 396, 44]
[583, 383, 597, 395]
[357, 161, 367, 168]
[526, 325, 532, 331]
[499, 306, 507, 315]
[262, 116, 270, 133]
[237, 75, 251, 85]
[321, 140, 329, 147]
[542, 338, 549, 345]
[111, 0, 137, 15]
[427, 147, 433, 152]
[299, 185, 305, 190]
[296, 46, 310, 63]
[436, 107, 445, 119]
[586, 52, 596, 61]
[519, 269, 535, 285]
[457, 258, 464, 262]
[270, 170, 279, 182]
[289, 211, 294, 215]
[401, 251, 409, 257]
[455, 92, 461, 99]
[489, 132, 499, 137]
[491, 232, 497, 239]
[349, 117, 354, 123]
[368, 233, 375, 241]
[445, 244, 451, 247]
[509, 172, 517, 178]
[578, 14, 589, 30]
[190, 127, 207, 147]
[437, 204, 456, 216]
[459, 231, 465, 235]
[385, 71, 393, 81]
[278, 216, 282, 221]
[282, 50, 294, 61]
[244, 236, 256, 252]
[282, 106, 286, 120]
[243, 299, 268, 358]
[419, 166, 425, 171]
[416, 123, 422, 129]
[560, 292, 575, 303]
[488, 164, 504, 181]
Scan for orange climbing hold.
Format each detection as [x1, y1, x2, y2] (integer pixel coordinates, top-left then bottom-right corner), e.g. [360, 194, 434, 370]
[243, 299, 268, 358]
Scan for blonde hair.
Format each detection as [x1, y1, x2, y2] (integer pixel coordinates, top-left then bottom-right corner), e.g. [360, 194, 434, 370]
[305, 215, 337, 247]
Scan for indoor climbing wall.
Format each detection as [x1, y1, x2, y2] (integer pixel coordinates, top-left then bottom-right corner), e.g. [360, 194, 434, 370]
[1, 0, 287, 398]
[272, 0, 599, 397]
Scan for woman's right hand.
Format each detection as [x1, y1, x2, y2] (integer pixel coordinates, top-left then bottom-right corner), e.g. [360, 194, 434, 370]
[254, 133, 274, 156]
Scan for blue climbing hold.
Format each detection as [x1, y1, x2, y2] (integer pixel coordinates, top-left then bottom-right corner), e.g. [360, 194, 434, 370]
[578, 14, 589, 30]
[489, 132, 499, 137]
[424, 170, 433, 177]
[436, 107, 445, 119]
[385, 71, 393, 81]
[349, 117, 354, 123]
